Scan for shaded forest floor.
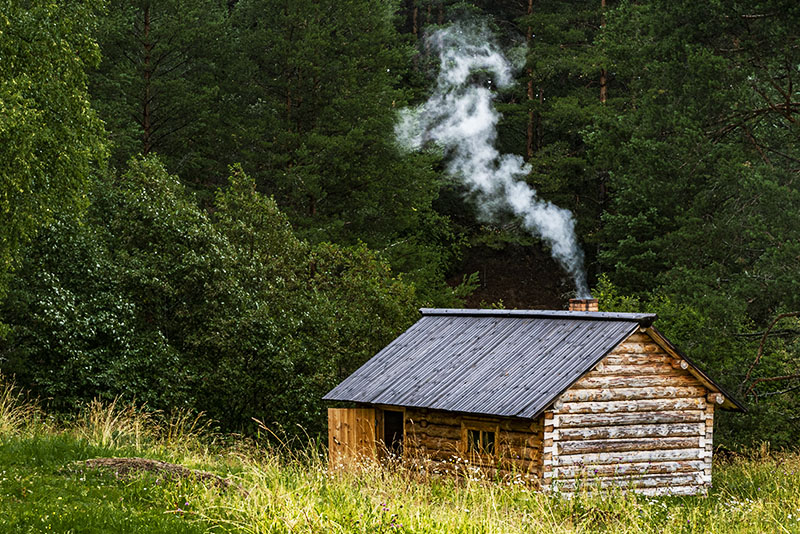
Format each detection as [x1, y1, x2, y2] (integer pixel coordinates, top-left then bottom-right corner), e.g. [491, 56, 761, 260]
[2, 385, 800, 533]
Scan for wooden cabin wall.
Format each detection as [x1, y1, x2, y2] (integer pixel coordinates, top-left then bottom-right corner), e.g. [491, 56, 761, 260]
[328, 407, 377, 470]
[404, 408, 544, 482]
[542, 329, 715, 496]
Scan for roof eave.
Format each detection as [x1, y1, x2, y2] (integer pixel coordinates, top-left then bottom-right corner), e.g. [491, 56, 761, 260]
[645, 327, 747, 412]
[419, 308, 657, 327]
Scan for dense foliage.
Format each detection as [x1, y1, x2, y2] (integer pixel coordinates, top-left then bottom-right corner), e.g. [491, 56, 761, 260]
[0, 0, 106, 301]
[0, 158, 417, 433]
[1, 0, 799, 445]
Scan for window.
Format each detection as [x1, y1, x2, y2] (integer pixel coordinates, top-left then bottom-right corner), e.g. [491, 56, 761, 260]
[462, 420, 499, 459]
[467, 428, 495, 455]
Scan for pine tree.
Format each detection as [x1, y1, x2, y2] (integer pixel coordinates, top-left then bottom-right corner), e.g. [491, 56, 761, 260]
[90, 0, 230, 189]
[229, 0, 457, 303]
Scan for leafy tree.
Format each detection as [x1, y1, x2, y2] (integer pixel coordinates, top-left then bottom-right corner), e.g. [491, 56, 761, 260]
[0, 157, 418, 434]
[0, 0, 106, 301]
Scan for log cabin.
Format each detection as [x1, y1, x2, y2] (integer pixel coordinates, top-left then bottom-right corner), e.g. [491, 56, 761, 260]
[323, 298, 745, 496]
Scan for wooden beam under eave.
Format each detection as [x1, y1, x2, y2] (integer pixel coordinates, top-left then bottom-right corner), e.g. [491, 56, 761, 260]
[643, 327, 741, 411]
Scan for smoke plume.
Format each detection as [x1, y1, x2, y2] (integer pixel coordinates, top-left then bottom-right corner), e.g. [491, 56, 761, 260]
[396, 22, 591, 298]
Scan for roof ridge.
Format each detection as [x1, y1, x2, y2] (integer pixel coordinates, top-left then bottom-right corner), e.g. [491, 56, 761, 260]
[419, 308, 657, 327]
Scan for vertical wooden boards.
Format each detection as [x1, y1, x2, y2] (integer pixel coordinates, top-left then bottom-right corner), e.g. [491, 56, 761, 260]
[544, 329, 716, 496]
[328, 407, 376, 470]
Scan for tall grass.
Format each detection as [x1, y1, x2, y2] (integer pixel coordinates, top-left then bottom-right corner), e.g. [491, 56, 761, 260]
[77, 396, 154, 449]
[2, 393, 800, 533]
[0, 375, 41, 436]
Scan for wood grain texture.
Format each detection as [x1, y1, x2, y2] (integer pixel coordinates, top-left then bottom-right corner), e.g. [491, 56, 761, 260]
[554, 460, 706, 478]
[559, 386, 705, 402]
[554, 472, 701, 490]
[556, 447, 704, 466]
[558, 410, 706, 428]
[543, 329, 715, 495]
[557, 397, 706, 414]
[328, 407, 376, 469]
[557, 422, 705, 441]
[557, 437, 700, 455]
[574, 374, 700, 389]
[596, 353, 677, 366]
[592, 363, 683, 376]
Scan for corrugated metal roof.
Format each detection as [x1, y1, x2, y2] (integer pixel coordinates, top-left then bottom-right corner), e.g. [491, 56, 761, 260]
[324, 309, 652, 419]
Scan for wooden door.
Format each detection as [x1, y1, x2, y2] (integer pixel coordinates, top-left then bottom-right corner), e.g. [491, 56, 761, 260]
[328, 407, 376, 469]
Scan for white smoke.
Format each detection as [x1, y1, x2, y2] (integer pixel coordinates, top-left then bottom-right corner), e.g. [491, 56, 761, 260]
[396, 22, 591, 298]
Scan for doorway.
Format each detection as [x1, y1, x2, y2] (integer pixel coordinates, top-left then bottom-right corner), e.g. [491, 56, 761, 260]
[383, 410, 404, 457]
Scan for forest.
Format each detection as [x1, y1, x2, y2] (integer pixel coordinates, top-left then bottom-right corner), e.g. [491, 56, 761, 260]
[1, 0, 799, 449]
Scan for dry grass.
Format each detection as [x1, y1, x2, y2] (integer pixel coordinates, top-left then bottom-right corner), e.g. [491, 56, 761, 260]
[0, 375, 42, 436]
[77, 396, 154, 449]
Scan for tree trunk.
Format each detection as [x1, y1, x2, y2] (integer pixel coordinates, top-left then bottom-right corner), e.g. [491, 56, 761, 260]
[412, 0, 419, 70]
[599, 0, 607, 104]
[142, 4, 153, 154]
[526, 0, 534, 158]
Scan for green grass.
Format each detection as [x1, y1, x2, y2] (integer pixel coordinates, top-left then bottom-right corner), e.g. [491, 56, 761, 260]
[1, 378, 800, 533]
[0, 435, 208, 533]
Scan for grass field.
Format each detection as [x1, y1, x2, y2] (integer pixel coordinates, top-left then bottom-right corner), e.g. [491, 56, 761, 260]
[1, 379, 799, 533]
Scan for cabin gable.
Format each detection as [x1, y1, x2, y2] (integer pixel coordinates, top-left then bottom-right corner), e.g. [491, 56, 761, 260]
[542, 328, 715, 496]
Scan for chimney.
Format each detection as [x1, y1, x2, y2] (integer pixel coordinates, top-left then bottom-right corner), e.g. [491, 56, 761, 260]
[569, 298, 598, 312]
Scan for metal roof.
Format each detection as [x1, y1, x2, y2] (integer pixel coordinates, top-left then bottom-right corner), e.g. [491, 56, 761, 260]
[323, 308, 653, 419]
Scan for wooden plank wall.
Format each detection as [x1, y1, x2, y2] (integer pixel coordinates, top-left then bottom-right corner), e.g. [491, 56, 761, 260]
[404, 408, 544, 482]
[328, 407, 377, 470]
[543, 329, 715, 496]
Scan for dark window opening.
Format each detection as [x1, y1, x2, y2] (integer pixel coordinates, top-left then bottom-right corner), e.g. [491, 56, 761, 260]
[467, 429, 495, 455]
[383, 410, 404, 457]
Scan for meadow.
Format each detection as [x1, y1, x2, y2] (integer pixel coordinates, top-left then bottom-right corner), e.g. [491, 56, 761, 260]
[1, 378, 798, 534]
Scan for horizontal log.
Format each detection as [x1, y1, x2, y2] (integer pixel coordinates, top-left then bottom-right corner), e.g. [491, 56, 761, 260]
[410, 424, 460, 440]
[413, 436, 462, 453]
[409, 424, 541, 446]
[407, 411, 533, 432]
[557, 398, 706, 415]
[636, 486, 706, 497]
[497, 449, 539, 463]
[499, 430, 543, 446]
[591, 363, 684, 376]
[553, 472, 701, 490]
[496, 456, 538, 472]
[550, 485, 704, 497]
[602, 353, 676, 366]
[559, 386, 706, 403]
[618, 333, 654, 344]
[557, 437, 699, 455]
[613, 342, 665, 354]
[557, 423, 705, 441]
[407, 449, 469, 463]
[573, 375, 701, 389]
[558, 410, 706, 428]
[556, 448, 704, 466]
[554, 460, 705, 478]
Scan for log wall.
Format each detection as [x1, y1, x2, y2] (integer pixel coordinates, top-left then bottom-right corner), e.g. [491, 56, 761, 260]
[403, 408, 544, 482]
[542, 328, 715, 496]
